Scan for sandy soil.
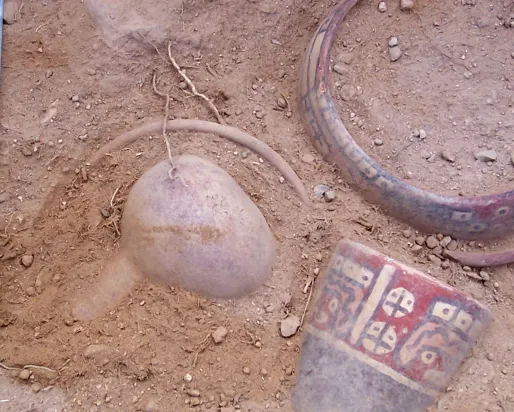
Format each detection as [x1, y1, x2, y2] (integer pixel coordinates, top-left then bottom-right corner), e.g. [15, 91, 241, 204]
[0, 0, 513, 411]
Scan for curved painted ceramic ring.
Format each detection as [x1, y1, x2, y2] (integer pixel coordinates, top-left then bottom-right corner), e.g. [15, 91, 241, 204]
[298, 0, 514, 240]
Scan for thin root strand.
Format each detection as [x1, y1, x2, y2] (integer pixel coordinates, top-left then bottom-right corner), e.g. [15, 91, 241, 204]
[167, 42, 225, 125]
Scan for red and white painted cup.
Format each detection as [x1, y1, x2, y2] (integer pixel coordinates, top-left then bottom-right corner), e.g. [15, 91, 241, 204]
[293, 239, 493, 412]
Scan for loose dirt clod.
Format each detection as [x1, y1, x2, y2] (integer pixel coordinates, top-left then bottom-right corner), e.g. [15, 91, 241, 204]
[21, 254, 34, 267]
[19, 369, 31, 380]
[83, 344, 111, 358]
[389, 46, 403, 61]
[212, 326, 229, 344]
[280, 315, 300, 338]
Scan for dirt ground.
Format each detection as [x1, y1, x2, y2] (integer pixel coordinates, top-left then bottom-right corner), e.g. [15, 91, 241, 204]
[0, 0, 513, 411]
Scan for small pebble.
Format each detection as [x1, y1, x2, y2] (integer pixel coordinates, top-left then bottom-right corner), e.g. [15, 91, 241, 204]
[71, 95, 80, 102]
[465, 271, 482, 280]
[212, 326, 228, 344]
[463, 71, 473, 79]
[277, 97, 287, 109]
[415, 236, 426, 246]
[52, 273, 62, 283]
[432, 245, 443, 256]
[183, 373, 193, 383]
[378, 1, 387, 12]
[301, 153, 315, 164]
[374, 138, 383, 146]
[340, 85, 356, 101]
[19, 369, 31, 380]
[446, 240, 458, 251]
[486, 353, 494, 361]
[428, 255, 442, 266]
[400, 0, 414, 10]
[186, 389, 201, 397]
[419, 129, 427, 139]
[475, 150, 497, 162]
[26, 287, 36, 296]
[479, 271, 490, 281]
[3, 0, 18, 24]
[441, 260, 450, 269]
[45, 69, 54, 78]
[31, 382, 42, 393]
[426, 236, 439, 249]
[314, 184, 330, 198]
[338, 52, 354, 65]
[441, 150, 455, 163]
[190, 398, 200, 407]
[389, 46, 403, 62]
[333, 63, 347, 75]
[242, 366, 251, 375]
[439, 236, 452, 248]
[260, 368, 269, 377]
[324, 190, 336, 202]
[493, 282, 499, 289]
[280, 315, 301, 338]
[21, 254, 34, 267]
[83, 344, 110, 358]
[388, 37, 399, 47]
[402, 229, 412, 238]
[178, 82, 188, 90]
[411, 245, 423, 254]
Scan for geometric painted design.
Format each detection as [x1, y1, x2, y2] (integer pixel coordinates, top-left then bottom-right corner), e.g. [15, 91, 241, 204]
[362, 321, 397, 355]
[307, 240, 493, 395]
[382, 287, 415, 318]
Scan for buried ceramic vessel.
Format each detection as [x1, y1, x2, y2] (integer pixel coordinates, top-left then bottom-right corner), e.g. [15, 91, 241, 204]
[293, 239, 492, 412]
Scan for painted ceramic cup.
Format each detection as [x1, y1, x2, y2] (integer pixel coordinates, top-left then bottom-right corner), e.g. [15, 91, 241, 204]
[293, 239, 493, 412]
